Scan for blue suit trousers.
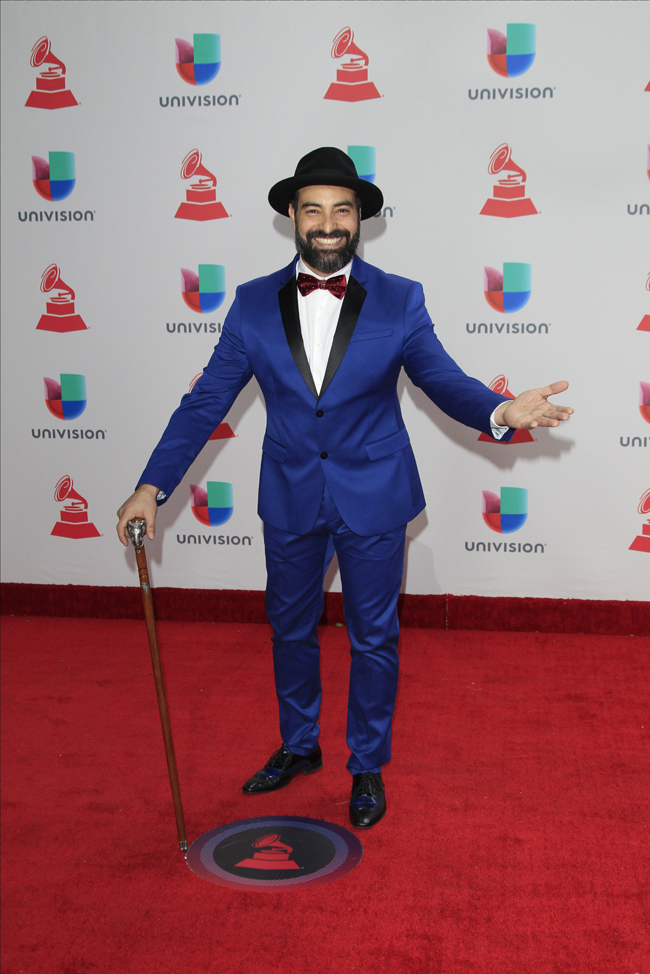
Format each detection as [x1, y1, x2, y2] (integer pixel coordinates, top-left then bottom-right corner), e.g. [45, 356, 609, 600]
[264, 483, 406, 775]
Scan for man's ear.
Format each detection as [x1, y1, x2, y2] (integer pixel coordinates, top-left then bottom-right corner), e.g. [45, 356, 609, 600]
[288, 203, 296, 230]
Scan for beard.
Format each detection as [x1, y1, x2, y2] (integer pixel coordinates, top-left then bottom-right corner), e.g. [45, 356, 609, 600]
[294, 224, 360, 275]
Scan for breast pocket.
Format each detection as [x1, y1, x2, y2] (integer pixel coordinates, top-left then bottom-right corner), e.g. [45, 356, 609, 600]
[349, 328, 393, 343]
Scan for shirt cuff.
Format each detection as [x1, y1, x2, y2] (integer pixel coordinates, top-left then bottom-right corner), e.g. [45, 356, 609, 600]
[489, 405, 510, 440]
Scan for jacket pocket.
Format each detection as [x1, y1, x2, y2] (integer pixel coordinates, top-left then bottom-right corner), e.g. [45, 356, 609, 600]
[262, 433, 287, 463]
[349, 328, 393, 342]
[365, 427, 410, 461]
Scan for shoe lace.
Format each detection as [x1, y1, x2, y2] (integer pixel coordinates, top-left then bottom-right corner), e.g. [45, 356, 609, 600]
[264, 745, 292, 774]
[351, 772, 381, 804]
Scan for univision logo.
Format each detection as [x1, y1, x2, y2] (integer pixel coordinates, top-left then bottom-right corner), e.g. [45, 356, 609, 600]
[482, 487, 527, 533]
[465, 487, 545, 553]
[468, 24, 555, 102]
[487, 24, 536, 77]
[484, 263, 531, 312]
[32, 152, 75, 201]
[159, 33, 240, 108]
[465, 321, 549, 336]
[44, 373, 86, 420]
[190, 482, 233, 526]
[20, 156, 93, 227]
[182, 265, 225, 312]
[175, 34, 221, 85]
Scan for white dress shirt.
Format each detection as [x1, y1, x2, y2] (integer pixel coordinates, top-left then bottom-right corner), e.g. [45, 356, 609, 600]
[295, 258, 510, 438]
[296, 257, 353, 395]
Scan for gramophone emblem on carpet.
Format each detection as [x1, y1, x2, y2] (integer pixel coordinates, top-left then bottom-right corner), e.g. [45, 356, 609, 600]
[186, 817, 363, 891]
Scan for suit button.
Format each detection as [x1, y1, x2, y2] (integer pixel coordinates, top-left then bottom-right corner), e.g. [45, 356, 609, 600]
[320, 452, 328, 459]
[316, 409, 324, 417]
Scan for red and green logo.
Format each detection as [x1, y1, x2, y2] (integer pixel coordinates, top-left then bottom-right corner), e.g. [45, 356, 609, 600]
[190, 482, 233, 526]
[482, 487, 528, 534]
[44, 374, 86, 420]
[32, 151, 75, 201]
[181, 265, 225, 312]
[175, 34, 221, 85]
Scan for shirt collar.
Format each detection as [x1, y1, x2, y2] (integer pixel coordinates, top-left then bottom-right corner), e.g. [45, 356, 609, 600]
[296, 257, 353, 282]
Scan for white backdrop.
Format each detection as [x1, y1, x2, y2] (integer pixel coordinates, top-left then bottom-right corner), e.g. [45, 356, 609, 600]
[1, 0, 648, 601]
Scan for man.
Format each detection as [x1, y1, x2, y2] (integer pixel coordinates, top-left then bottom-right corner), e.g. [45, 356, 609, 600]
[117, 147, 573, 829]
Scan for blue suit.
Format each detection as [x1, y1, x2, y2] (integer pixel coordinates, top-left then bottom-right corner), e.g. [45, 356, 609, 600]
[140, 255, 511, 772]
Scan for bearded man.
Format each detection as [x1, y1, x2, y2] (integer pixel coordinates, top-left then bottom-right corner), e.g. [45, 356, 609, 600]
[117, 147, 573, 828]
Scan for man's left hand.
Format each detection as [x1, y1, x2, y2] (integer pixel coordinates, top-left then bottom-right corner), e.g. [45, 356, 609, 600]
[494, 380, 574, 430]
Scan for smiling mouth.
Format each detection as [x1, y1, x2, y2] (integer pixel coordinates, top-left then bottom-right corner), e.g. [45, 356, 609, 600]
[313, 235, 344, 247]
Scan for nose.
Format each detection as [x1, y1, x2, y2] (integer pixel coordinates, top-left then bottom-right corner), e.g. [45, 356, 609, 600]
[320, 212, 335, 233]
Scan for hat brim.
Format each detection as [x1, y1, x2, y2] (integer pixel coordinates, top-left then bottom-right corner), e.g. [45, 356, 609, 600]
[268, 172, 384, 221]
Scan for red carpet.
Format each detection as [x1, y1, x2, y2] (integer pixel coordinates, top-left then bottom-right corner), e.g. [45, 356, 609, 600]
[3, 583, 649, 634]
[1, 617, 648, 974]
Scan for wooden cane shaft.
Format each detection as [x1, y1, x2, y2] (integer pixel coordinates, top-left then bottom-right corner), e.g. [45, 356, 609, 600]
[134, 545, 187, 848]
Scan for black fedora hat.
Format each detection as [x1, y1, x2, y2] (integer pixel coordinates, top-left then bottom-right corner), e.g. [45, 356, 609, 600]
[268, 147, 384, 220]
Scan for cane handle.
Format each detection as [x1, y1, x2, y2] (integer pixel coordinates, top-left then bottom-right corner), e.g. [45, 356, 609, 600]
[127, 518, 146, 552]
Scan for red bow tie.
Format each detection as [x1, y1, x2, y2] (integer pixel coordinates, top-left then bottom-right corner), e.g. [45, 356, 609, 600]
[297, 273, 347, 300]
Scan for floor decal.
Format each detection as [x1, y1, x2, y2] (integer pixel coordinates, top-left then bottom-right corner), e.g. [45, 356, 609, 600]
[186, 816, 363, 890]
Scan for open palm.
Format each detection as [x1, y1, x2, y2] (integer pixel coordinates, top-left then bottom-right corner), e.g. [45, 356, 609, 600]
[496, 380, 574, 430]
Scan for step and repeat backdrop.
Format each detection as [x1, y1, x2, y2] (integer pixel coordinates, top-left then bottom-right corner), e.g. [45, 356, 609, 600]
[1, 1, 648, 601]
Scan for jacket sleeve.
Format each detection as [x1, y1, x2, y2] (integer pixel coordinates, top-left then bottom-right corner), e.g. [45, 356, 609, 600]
[138, 287, 254, 503]
[401, 281, 514, 440]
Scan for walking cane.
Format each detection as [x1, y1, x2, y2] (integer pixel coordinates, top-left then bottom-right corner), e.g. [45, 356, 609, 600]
[127, 518, 188, 852]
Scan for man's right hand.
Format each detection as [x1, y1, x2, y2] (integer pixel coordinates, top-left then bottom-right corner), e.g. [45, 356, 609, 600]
[116, 484, 159, 546]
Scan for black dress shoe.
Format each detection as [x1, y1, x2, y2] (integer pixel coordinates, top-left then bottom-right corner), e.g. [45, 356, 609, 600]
[349, 772, 386, 828]
[242, 744, 323, 794]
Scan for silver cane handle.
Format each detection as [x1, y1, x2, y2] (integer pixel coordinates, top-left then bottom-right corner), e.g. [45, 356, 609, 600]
[127, 518, 146, 552]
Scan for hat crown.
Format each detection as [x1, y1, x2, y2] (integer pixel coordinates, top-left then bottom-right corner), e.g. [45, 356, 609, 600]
[295, 147, 359, 181]
[268, 145, 383, 219]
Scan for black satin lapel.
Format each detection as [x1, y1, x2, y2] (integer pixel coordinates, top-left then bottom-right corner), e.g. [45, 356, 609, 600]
[278, 277, 318, 399]
[319, 276, 367, 399]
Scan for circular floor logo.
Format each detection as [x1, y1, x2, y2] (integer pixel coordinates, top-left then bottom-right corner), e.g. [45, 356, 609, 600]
[186, 816, 363, 890]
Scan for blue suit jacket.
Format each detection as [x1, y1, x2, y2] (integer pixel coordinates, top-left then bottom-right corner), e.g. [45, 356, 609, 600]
[140, 255, 512, 536]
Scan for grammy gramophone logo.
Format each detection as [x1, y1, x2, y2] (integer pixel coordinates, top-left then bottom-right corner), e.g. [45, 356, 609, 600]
[175, 149, 229, 221]
[37, 264, 87, 332]
[235, 834, 300, 871]
[324, 28, 381, 102]
[51, 476, 100, 539]
[480, 143, 538, 218]
[477, 375, 534, 444]
[629, 488, 650, 553]
[25, 36, 78, 110]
